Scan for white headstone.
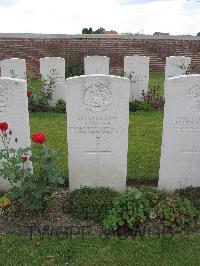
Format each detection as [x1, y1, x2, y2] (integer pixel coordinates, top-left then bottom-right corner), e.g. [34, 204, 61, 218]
[84, 56, 109, 75]
[40, 57, 66, 106]
[165, 56, 191, 78]
[0, 78, 31, 192]
[159, 75, 200, 191]
[124, 56, 150, 102]
[0, 58, 26, 79]
[66, 75, 130, 191]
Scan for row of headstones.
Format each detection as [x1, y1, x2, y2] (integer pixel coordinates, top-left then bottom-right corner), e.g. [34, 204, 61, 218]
[0, 55, 192, 104]
[0, 73, 200, 192]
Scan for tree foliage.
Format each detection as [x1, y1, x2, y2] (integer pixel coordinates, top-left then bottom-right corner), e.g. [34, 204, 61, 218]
[82, 27, 105, 34]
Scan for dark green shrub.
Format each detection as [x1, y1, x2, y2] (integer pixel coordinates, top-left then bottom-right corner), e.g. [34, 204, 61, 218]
[129, 101, 153, 112]
[65, 61, 84, 78]
[175, 187, 200, 211]
[103, 188, 160, 230]
[55, 99, 66, 113]
[69, 187, 118, 222]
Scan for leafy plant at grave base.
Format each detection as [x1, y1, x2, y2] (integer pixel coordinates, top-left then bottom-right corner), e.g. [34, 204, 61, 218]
[54, 99, 66, 113]
[27, 70, 60, 113]
[129, 101, 154, 112]
[103, 187, 160, 231]
[69, 187, 119, 222]
[175, 186, 200, 211]
[65, 61, 84, 78]
[141, 83, 165, 111]
[0, 122, 64, 211]
[155, 195, 200, 231]
[103, 187, 200, 233]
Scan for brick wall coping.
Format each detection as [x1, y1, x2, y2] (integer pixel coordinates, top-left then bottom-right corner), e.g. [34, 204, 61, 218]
[0, 33, 200, 41]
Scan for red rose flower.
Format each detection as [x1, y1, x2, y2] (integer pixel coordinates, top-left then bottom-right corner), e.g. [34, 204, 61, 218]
[21, 155, 28, 162]
[32, 132, 46, 145]
[0, 122, 8, 132]
[27, 90, 33, 97]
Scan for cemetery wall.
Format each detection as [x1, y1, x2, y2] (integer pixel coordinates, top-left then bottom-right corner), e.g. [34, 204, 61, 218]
[0, 33, 200, 77]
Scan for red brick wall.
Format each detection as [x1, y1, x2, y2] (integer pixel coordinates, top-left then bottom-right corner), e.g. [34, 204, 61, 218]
[0, 34, 200, 77]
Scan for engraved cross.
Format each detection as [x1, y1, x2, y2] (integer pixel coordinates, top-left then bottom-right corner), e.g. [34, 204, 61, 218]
[85, 136, 111, 155]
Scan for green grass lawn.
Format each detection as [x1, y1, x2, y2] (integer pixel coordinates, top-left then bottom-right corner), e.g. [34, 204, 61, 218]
[1, 235, 200, 265]
[30, 111, 163, 183]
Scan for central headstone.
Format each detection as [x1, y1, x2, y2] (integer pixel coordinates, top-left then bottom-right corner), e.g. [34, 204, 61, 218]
[124, 56, 150, 102]
[40, 57, 65, 106]
[159, 75, 200, 191]
[66, 75, 130, 191]
[0, 58, 26, 79]
[0, 78, 31, 192]
[84, 56, 109, 75]
[165, 56, 191, 78]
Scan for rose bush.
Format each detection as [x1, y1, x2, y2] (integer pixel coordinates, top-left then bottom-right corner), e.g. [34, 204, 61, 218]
[0, 122, 64, 211]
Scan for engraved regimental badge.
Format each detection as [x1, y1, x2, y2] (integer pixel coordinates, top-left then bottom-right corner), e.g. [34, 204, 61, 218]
[187, 85, 200, 115]
[83, 83, 113, 113]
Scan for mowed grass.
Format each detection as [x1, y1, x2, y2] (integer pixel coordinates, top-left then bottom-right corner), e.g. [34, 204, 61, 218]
[1, 235, 200, 265]
[30, 111, 163, 183]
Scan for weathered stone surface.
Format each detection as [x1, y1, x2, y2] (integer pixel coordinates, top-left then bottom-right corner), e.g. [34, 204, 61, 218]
[124, 56, 149, 101]
[40, 57, 65, 106]
[165, 56, 191, 78]
[84, 56, 109, 75]
[159, 74, 200, 191]
[0, 58, 26, 79]
[66, 75, 130, 191]
[0, 78, 31, 192]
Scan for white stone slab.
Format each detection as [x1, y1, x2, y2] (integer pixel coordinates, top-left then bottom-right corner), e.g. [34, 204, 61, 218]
[66, 75, 130, 191]
[0, 78, 31, 192]
[40, 57, 65, 82]
[0, 58, 26, 79]
[124, 56, 150, 101]
[165, 56, 191, 78]
[159, 75, 200, 191]
[84, 56, 109, 75]
[40, 57, 66, 106]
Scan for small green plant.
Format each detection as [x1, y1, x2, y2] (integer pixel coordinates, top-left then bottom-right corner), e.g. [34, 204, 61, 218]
[103, 188, 160, 230]
[0, 122, 64, 211]
[55, 99, 66, 113]
[175, 186, 200, 211]
[69, 187, 118, 222]
[155, 195, 200, 231]
[129, 101, 154, 112]
[141, 84, 165, 111]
